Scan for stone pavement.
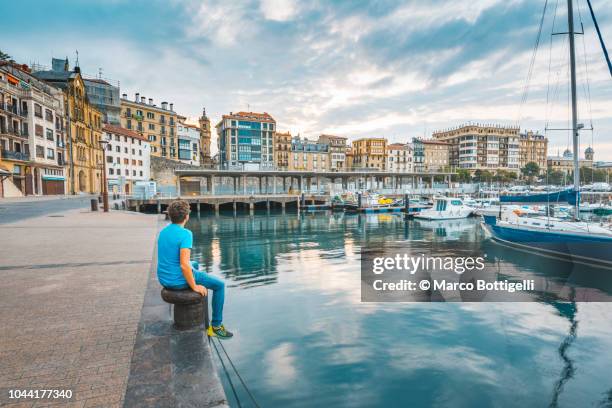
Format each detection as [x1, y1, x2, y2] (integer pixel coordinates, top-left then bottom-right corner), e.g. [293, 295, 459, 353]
[0, 209, 158, 407]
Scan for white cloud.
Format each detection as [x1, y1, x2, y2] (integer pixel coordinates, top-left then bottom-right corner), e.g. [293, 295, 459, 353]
[259, 0, 298, 22]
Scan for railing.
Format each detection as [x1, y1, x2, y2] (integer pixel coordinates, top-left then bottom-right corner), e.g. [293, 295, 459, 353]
[0, 126, 27, 138]
[1, 150, 30, 161]
[0, 102, 22, 116]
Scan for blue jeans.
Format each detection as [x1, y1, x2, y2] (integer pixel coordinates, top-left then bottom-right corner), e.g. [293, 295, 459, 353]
[166, 261, 226, 327]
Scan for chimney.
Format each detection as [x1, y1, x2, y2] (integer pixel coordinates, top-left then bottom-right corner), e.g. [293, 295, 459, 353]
[161, 102, 168, 110]
[169, 103, 174, 111]
[122, 93, 127, 99]
[135, 92, 140, 102]
[141, 96, 146, 104]
[148, 98, 153, 105]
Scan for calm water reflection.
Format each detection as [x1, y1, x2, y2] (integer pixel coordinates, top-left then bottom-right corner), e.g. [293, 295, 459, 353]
[187, 211, 612, 408]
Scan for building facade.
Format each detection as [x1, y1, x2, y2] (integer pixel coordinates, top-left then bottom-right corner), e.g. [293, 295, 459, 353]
[34, 62, 103, 194]
[273, 131, 292, 170]
[217, 111, 275, 170]
[120, 92, 178, 161]
[386, 143, 413, 173]
[288, 136, 330, 172]
[1, 62, 67, 196]
[547, 148, 594, 174]
[351, 138, 387, 170]
[102, 124, 150, 194]
[83, 76, 121, 125]
[432, 124, 520, 174]
[177, 119, 201, 166]
[519, 131, 548, 172]
[318, 134, 347, 171]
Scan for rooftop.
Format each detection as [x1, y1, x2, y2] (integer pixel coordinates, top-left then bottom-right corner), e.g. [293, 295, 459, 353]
[103, 124, 149, 142]
[222, 111, 276, 122]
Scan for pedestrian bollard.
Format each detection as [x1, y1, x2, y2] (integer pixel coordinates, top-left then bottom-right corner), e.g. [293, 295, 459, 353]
[98, 196, 102, 204]
[91, 199, 99, 212]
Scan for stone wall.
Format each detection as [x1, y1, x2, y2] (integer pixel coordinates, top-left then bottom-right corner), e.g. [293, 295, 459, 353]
[150, 156, 199, 197]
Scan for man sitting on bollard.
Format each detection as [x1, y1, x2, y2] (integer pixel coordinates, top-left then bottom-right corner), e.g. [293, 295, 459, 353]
[157, 200, 233, 339]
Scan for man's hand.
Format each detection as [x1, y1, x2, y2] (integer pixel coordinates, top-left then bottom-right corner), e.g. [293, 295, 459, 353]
[193, 284, 207, 297]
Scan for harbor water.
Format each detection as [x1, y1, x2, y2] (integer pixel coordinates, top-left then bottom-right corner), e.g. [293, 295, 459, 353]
[187, 211, 612, 408]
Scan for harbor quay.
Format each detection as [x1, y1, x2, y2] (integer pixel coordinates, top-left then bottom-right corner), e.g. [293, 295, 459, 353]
[0, 208, 227, 407]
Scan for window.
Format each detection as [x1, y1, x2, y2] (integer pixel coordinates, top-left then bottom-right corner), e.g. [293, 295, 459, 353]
[139, 150, 142, 156]
[46, 128, 54, 141]
[132, 149, 135, 155]
[106, 144, 112, 151]
[132, 170, 136, 176]
[116, 157, 120, 164]
[140, 171, 143, 176]
[46, 148, 55, 159]
[109, 168, 114, 175]
[106, 156, 113, 163]
[138, 160, 143, 166]
[124, 147, 128, 153]
[115, 146, 120, 152]
[34, 104, 42, 118]
[124, 158, 129, 164]
[126, 120, 132, 130]
[45, 109, 53, 122]
[35, 124, 43, 137]
[125, 169, 129, 175]
[36, 145, 44, 158]
[148, 123, 155, 130]
[146, 112, 154, 119]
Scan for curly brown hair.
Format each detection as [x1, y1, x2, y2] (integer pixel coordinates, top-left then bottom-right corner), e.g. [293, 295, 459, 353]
[167, 200, 190, 223]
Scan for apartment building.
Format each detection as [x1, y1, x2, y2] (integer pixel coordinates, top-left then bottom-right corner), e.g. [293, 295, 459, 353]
[351, 138, 387, 171]
[217, 111, 275, 170]
[177, 119, 201, 166]
[288, 136, 330, 172]
[120, 92, 178, 161]
[386, 143, 413, 173]
[273, 131, 292, 170]
[1, 62, 67, 196]
[412, 138, 450, 172]
[432, 124, 520, 174]
[318, 134, 347, 171]
[102, 124, 150, 194]
[34, 61, 103, 194]
[519, 131, 548, 171]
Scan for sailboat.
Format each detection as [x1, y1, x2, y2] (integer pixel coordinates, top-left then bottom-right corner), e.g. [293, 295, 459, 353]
[482, 0, 612, 268]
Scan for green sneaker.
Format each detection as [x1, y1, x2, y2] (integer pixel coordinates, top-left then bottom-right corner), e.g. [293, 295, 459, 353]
[208, 324, 234, 339]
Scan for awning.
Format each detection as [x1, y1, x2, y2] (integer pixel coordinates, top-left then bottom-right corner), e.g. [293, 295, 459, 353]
[42, 175, 66, 181]
[7, 74, 19, 85]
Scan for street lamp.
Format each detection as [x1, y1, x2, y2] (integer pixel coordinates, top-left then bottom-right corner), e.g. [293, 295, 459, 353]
[99, 138, 109, 212]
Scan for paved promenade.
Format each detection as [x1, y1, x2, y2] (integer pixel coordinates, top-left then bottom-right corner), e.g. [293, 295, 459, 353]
[0, 209, 158, 407]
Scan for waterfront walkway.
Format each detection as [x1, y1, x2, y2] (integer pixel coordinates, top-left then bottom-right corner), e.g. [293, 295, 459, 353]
[0, 208, 226, 407]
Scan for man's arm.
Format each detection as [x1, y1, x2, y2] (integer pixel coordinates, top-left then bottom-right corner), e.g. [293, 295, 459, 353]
[180, 248, 207, 296]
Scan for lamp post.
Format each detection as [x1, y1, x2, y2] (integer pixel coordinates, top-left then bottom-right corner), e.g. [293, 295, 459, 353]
[99, 138, 109, 212]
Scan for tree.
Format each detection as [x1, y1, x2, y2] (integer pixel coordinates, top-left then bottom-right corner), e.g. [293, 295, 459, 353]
[545, 167, 566, 185]
[521, 162, 540, 184]
[452, 169, 471, 183]
[495, 170, 517, 184]
[0, 50, 10, 61]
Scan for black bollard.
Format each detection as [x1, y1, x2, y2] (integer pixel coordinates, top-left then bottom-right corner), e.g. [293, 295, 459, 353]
[404, 193, 409, 214]
[161, 289, 206, 330]
[91, 199, 99, 212]
[357, 192, 362, 209]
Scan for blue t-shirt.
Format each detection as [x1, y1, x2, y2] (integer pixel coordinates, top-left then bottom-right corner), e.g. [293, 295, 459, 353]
[157, 223, 193, 288]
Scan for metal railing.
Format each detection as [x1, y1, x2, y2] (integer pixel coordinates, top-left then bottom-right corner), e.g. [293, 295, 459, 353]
[1, 150, 30, 161]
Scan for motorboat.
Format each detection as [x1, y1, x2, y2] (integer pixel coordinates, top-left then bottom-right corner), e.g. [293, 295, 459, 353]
[413, 197, 474, 220]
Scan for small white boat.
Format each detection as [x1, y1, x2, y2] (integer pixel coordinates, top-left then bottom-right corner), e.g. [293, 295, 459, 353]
[414, 197, 474, 220]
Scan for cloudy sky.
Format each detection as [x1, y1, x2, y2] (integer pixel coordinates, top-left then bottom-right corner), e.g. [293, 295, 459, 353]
[3, 0, 612, 159]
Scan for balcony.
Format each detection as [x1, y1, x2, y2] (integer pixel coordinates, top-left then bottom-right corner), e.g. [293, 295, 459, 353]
[0, 126, 27, 138]
[1, 150, 30, 161]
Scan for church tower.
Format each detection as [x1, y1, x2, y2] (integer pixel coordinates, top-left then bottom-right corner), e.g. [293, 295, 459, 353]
[198, 107, 212, 167]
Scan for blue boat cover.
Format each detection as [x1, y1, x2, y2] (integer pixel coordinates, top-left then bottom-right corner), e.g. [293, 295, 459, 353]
[500, 189, 578, 205]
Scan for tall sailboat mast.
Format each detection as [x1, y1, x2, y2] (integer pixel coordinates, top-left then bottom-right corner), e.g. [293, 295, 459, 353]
[567, 0, 580, 219]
